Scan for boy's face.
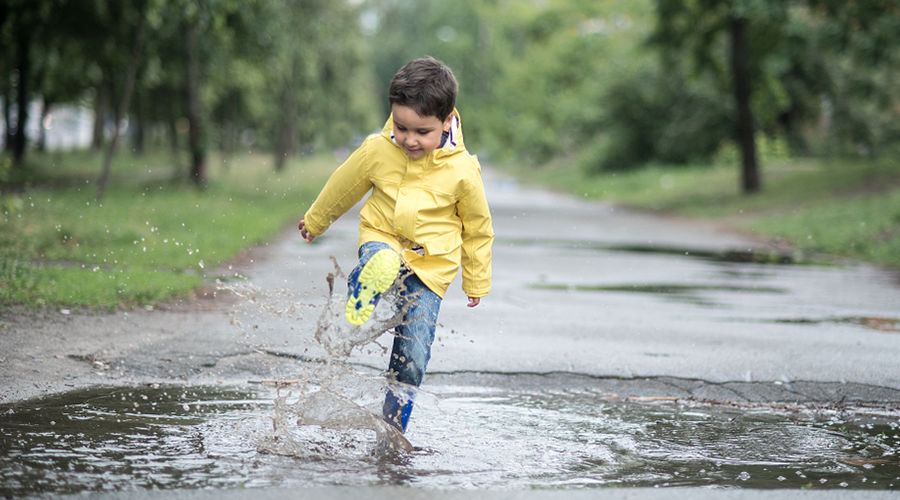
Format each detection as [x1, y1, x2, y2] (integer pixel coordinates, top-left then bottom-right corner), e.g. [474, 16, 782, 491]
[391, 104, 453, 160]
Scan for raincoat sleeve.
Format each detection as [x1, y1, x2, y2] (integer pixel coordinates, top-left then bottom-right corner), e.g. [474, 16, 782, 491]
[303, 140, 374, 237]
[457, 166, 494, 297]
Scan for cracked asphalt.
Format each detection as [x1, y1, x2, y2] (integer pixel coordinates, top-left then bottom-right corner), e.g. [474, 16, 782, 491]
[3, 170, 900, 406]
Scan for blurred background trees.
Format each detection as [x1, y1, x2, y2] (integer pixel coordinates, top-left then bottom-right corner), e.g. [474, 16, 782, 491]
[1, 0, 898, 193]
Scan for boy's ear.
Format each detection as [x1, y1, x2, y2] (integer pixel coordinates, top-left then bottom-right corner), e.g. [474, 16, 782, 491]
[442, 114, 453, 132]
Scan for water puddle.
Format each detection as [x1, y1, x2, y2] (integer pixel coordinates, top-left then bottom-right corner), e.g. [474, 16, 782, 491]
[500, 238, 797, 265]
[2, 258, 898, 496]
[530, 283, 899, 332]
[532, 284, 784, 294]
[604, 244, 796, 265]
[1, 381, 898, 495]
[771, 317, 900, 333]
[530, 283, 785, 307]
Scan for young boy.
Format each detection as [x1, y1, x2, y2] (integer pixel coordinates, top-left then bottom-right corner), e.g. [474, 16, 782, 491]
[297, 57, 493, 434]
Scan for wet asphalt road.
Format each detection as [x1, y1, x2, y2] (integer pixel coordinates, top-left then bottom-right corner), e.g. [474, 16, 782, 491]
[7, 169, 897, 402]
[242, 171, 900, 403]
[5, 169, 900, 499]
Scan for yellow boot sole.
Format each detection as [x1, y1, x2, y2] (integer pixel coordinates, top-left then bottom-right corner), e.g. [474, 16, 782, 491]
[346, 249, 400, 326]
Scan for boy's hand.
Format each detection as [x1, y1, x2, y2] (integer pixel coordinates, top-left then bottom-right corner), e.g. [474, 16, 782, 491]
[298, 219, 315, 243]
[467, 297, 480, 307]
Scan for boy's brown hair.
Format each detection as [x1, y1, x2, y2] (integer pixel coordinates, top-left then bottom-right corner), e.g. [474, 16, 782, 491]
[388, 56, 458, 120]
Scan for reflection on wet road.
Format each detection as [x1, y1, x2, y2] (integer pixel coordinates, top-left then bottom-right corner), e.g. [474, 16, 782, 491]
[1, 381, 897, 495]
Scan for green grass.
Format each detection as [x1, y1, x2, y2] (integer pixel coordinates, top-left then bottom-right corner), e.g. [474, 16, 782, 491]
[503, 155, 900, 268]
[750, 189, 900, 266]
[1, 149, 334, 309]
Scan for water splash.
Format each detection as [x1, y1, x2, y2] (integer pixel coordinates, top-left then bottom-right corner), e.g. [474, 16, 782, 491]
[261, 382, 413, 458]
[220, 257, 415, 457]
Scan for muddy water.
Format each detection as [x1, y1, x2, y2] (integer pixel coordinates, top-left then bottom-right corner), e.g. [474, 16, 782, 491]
[1, 379, 898, 496]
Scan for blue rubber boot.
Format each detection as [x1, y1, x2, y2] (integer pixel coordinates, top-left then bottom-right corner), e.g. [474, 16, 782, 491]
[383, 389, 414, 433]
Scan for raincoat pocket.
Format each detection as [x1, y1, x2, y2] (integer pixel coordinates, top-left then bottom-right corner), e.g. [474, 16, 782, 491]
[422, 231, 463, 257]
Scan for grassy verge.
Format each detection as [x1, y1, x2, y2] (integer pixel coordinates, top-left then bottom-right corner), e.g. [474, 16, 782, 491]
[503, 156, 900, 268]
[1, 149, 334, 310]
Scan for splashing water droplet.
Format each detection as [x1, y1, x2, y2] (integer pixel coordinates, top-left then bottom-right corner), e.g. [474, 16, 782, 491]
[225, 257, 414, 457]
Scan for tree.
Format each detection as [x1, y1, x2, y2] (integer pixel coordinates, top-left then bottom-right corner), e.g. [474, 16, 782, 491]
[365, 0, 572, 159]
[652, 0, 789, 193]
[1, 0, 148, 172]
[96, 12, 146, 200]
[729, 14, 759, 192]
[0, 0, 52, 168]
[183, 15, 206, 184]
[264, 0, 376, 171]
[11, 18, 31, 167]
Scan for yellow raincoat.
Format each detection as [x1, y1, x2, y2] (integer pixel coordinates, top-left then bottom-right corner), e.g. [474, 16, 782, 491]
[303, 110, 493, 299]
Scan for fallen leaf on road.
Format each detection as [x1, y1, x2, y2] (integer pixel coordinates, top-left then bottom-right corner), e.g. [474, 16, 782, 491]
[840, 457, 894, 467]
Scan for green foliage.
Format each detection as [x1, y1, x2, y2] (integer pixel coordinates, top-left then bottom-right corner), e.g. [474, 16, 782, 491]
[0, 150, 332, 309]
[261, 0, 378, 150]
[799, 1, 900, 158]
[364, 0, 899, 175]
[365, 0, 655, 162]
[1, 0, 379, 175]
[580, 65, 733, 173]
[7, 0, 898, 178]
[649, 0, 900, 163]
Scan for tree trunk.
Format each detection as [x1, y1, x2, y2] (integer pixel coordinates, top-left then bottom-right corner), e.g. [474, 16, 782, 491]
[161, 118, 182, 179]
[184, 20, 206, 185]
[168, 118, 179, 154]
[132, 87, 145, 155]
[0, 7, 11, 156]
[274, 56, 300, 172]
[273, 93, 295, 171]
[729, 16, 760, 193]
[96, 19, 145, 201]
[12, 28, 31, 168]
[2, 85, 12, 152]
[92, 76, 111, 152]
[220, 89, 237, 167]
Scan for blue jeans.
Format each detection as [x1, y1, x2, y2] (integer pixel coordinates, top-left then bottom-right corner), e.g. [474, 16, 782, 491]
[351, 242, 442, 432]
